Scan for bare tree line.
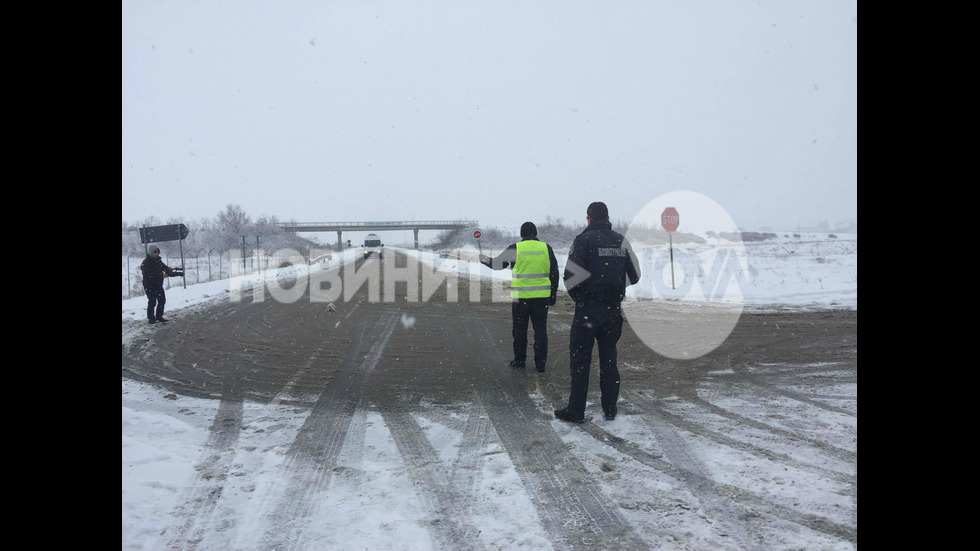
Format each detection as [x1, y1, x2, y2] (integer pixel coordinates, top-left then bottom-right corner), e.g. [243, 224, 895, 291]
[123, 206, 637, 259]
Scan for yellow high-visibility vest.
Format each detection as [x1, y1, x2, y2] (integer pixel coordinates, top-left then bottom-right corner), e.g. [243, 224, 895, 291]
[511, 240, 551, 299]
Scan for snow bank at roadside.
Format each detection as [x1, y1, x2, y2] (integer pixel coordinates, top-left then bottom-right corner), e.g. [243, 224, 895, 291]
[123, 233, 856, 325]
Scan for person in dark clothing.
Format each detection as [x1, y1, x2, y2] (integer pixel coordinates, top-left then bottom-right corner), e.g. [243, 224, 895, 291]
[140, 246, 182, 324]
[554, 202, 640, 422]
[480, 221, 560, 372]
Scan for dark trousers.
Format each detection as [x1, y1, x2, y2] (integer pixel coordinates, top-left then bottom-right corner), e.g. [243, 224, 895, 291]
[145, 286, 167, 321]
[512, 298, 549, 366]
[566, 300, 623, 415]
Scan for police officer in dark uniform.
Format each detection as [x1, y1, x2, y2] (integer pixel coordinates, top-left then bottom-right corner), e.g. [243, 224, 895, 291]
[555, 202, 640, 422]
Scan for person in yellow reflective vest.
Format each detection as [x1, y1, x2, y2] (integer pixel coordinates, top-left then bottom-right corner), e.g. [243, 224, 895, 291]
[480, 221, 559, 372]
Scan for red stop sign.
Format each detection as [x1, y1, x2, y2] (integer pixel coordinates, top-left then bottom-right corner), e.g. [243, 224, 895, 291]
[661, 207, 679, 232]
[473, 230, 482, 239]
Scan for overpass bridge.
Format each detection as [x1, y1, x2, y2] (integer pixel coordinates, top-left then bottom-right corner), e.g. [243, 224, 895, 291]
[276, 220, 479, 250]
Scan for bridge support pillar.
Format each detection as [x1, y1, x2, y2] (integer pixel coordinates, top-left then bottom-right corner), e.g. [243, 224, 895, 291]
[337, 231, 343, 251]
[414, 228, 419, 250]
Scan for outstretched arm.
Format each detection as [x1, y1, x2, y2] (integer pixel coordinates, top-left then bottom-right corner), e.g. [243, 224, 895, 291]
[162, 262, 183, 277]
[479, 243, 518, 270]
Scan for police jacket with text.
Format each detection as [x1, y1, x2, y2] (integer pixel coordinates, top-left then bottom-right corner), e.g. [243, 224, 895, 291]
[563, 219, 640, 304]
[481, 238, 560, 300]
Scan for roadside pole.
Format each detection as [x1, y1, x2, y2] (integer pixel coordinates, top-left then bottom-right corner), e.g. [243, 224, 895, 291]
[661, 207, 680, 290]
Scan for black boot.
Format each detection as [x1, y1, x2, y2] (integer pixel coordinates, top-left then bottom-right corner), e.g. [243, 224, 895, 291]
[509, 359, 525, 369]
[554, 407, 585, 423]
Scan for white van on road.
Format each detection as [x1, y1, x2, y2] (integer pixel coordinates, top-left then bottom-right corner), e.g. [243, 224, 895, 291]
[363, 233, 384, 259]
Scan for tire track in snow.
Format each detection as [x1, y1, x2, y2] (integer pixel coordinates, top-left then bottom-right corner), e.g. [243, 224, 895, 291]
[730, 364, 856, 418]
[450, 317, 650, 551]
[621, 389, 855, 486]
[372, 394, 488, 551]
[257, 312, 398, 551]
[654, 356, 857, 465]
[537, 378, 857, 544]
[165, 363, 244, 551]
[392, 391, 498, 547]
[637, 407, 766, 550]
[534, 375, 765, 551]
[448, 397, 494, 502]
[683, 391, 856, 462]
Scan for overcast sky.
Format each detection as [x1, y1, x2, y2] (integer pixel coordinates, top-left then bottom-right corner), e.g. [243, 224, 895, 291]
[122, 0, 857, 233]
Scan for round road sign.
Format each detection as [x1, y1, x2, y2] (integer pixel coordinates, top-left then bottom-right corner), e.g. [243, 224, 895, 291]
[473, 230, 482, 239]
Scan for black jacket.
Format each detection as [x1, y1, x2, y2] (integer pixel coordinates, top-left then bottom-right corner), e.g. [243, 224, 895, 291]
[481, 238, 560, 300]
[140, 254, 177, 289]
[563, 219, 640, 303]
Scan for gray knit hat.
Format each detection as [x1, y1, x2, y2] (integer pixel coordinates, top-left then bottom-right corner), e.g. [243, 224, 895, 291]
[149, 245, 161, 254]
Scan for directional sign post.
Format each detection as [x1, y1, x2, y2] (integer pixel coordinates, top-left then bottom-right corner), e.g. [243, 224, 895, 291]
[141, 224, 190, 289]
[661, 207, 680, 289]
[139, 223, 190, 245]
